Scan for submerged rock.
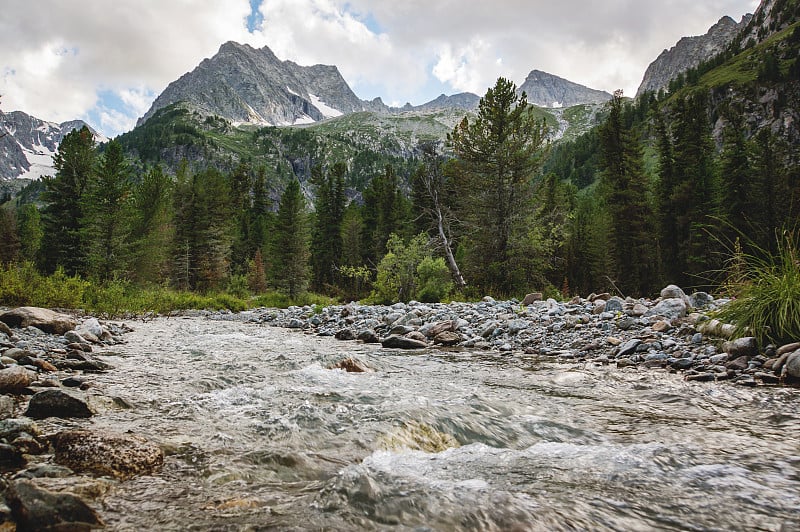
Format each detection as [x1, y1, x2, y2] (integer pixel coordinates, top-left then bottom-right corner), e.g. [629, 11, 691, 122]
[50, 430, 164, 480]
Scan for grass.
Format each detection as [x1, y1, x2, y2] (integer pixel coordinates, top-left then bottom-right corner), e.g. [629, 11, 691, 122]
[0, 262, 336, 318]
[714, 230, 800, 346]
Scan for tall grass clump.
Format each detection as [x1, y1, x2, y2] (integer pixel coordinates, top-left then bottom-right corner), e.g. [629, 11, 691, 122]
[715, 230, 800, 345]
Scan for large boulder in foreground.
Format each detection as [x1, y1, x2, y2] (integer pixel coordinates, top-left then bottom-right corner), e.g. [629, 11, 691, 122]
[5, 479, 104, 530]
[50, 430, 164, 480]
[0, 307, 77, 335]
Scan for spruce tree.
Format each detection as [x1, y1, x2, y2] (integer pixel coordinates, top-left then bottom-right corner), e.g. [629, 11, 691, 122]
[272, 178, 310, 299]
[40, 126, 96, 274]
[362, 165, 409, 264]
[16, 204, 43, 264]
[83, 139, 132, 280]
[598, 90, 658, 295]
[718, 109, 754, 247]
[448, 77, 548, 294]
[311, 162, 345, 291]
[130, 165, 173, 283]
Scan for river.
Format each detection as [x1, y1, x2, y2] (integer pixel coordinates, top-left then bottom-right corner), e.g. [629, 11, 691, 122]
[75, 315, 799, 531]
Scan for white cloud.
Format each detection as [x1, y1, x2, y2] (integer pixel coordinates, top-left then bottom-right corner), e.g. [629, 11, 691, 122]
[0, 0, 761, 136]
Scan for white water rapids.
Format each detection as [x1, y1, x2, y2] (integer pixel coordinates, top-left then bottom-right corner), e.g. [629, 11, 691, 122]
[62, 315, 800, 531]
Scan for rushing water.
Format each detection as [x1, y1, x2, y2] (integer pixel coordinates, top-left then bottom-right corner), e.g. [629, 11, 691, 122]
[71, 315, 800, 531]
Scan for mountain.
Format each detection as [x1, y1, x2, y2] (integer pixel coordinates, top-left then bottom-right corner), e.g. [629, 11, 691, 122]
[399, 92, 480, 113]
[739, 0, 800, 46]
[0, 110, 104, 181]
[517, 70, 612, 108]
[637, 15, 752, 96]
[138, 41, 380, 127]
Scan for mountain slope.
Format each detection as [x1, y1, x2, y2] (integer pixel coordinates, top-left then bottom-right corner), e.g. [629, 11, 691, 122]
[518, 70, 612, 108]
[138, 42, 376, 127]
[0, 111, 104, 181]
[637, 15, 753, 96]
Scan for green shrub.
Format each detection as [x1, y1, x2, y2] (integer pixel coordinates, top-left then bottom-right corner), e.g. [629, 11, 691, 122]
[416, 256, 453, 303]
[715, 230, 800, 345]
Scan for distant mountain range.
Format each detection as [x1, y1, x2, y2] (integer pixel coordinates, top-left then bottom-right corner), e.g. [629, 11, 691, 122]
[0, 111, 105, 181]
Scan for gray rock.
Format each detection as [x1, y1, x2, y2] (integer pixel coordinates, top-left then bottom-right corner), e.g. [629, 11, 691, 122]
[689, 292, 713, 308]
[782, 350, 800, 380]
[0, 418, 40, 441]
[287, 318, 305, 329]
[671, 358, 695, 370]
[618, 339, 642, 358]
[356, 330, 380, 344]
[604, 298, 624, 313]
[723, 337, 759, 358]
[519, 69, 612, 108]
[507, 319, 529, 335]
[334, 329, 356, 341]
[521, 293, 543, 305]
[645, 298, 687, 320]
[0, 395, 14, 419]
[433, 331, 461, 346]
[24, 390, 94, 419]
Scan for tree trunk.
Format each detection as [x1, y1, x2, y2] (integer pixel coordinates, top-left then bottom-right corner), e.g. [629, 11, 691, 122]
[437, 209, 466, 289]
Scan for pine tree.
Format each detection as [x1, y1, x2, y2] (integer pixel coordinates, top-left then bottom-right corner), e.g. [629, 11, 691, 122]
[271, 178, 310, 299]
[0, 207, 20, 263]
[597, 90, 658, 295]
[40, 126, 96, 274]
[718, 108, 754, 247]
[362, 165, 409, 264]
[83, 139, 132, 280]
[448, 77, 548, 295]
[16, 204, 43, 264]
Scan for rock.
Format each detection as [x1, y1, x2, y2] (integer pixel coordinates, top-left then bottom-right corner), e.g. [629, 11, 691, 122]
[697, 319, 738, 339]
[723, 337, 759, 358]
[644, 298, 687, 320]
[592, 300, 607, 315]
[14, 464, 74, 479]
[777, 342, 800, 356]
[405, 331, 427, 343]
[671, 358, 695, 370]
[5, 479, 104, 530]
[660, 285, 691, 306]
[616, 317, 636, 330]
[426, 320, 456, 338]
[287, 318, 305, 329]
[689, 292, 713, 308]
[0, 395, 15, 419]
[686, 372, 716, 382]
[80, 318, 104, 338]
[2, 348, 31, 361]
[507, 319, 528, 335]
[389, 325, 416, 336]
[0, 321, 12, 337]
[50, 430, 164, 479]
[782, 350, 800, 380]
[24, 390, 94, 419]
[617, 339, 642, 358]
[52, 359, 111, 372]
[64, 330, 89, 344]
[0, 442, 25, 467]
[334, 329, 356, 341]
[652, 320, 671, 332]
[0, 366, 36, 394]
[356, 330, 380, 344]
[755, 372, 781, 385]
[521, 293, 543, 305]
[630, 303, 648, 316]
[0, 307, 77, 335]
[604, 298, 624, 313]
[0, 418, 40, 441]
[328, 357, 372, 373]
[726, 355, 750, 371]
[381, 335, 428, 350]
[433, 331, 462, 346]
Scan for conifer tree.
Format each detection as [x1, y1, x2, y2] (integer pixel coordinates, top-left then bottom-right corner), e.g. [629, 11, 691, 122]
[311, 162, 345, 290]
[718, 108, 754, 246]
[16, 204, 43, 264]
[448, 77, 548, 294]
[40, 126, 96, 274]
[130, 165, 173, 283]
[598, 90, 658, 295]
[362, 165, 409, 264]
[0, 207, 20, 263]
[271, 178, 310, 299]
[83, 139, 132, 280]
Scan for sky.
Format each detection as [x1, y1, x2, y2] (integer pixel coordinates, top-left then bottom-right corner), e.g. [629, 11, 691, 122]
[0, 0, 760, 138]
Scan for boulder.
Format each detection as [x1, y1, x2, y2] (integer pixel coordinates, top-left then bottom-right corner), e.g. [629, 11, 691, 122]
[777, 342, 800, 356]
[356, 329, 380, 344]
[644, 298, 687, 320]
[433, 331, 462, 346]
[521, 292, 543, 305]
[24, 390, 94, 419]
[0, 321, 12, 337]
[334, 329, 356, 341]
[782, 350, 800, 380]
[0, 307, 77, 335]
[660, 285, 691, 307]
[0, 366, 37, 394]
[689, 291, 713, 308]
[617, 339, 642, 358]
[723, 337, 759, 358]
[5, 479, 104, 530]
[50, 430, 164, 479]
[381, 335, 428, 350]
[0, 418, 41, 441]
[328, 357, 372, 373]
[426, 320, 456, 338]
[604, 298, 624, 313]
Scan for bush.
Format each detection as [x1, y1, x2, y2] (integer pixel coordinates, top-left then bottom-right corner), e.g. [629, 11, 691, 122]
[416, 256, 453, 303]
[715, 230, 800, 345]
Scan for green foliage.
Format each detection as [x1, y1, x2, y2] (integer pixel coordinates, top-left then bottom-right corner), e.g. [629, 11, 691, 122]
[371, 233, 427, 304]
[311, 162, 346, 291]
[416, 256, 453, 303]
[271, 178, 310, 299]
[0, 262, 87, 309]
[715, 230, 800, 345]
[16, 204, 43, 263]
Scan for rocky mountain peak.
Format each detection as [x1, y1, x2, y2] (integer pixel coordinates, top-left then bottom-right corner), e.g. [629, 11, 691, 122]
[636, 14, 752, 96]
[518, 70, 612, 108]
[138, 42, 368, 127]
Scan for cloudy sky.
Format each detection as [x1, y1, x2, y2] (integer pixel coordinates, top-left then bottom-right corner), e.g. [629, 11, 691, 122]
[1, 0, 759, 138]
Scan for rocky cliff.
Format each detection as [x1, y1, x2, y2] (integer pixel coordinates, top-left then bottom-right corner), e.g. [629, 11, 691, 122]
[637, 15, 752, 96]
[518, 70, 612, 108]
